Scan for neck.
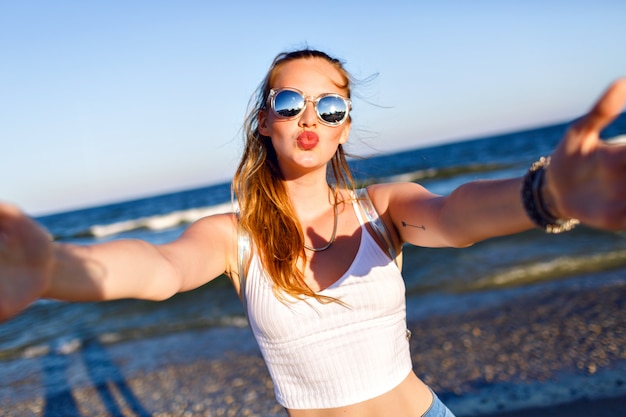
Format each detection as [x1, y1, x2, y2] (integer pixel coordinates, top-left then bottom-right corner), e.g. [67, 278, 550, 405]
[284, 175, 335, 221]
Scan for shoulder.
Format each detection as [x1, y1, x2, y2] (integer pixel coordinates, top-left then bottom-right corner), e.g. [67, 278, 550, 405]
[168, 212, 239, 271]
[363, 182, 433, 210]
[357, 183, 423, 249]
[181, 212, 238, 240]
[362, 182, 442, 247]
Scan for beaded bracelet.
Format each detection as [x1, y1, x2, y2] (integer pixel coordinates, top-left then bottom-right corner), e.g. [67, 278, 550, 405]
[521, 157, 580, 234]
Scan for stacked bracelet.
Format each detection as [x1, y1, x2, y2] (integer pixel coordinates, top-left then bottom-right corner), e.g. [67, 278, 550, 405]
[521, 157, 580, 234]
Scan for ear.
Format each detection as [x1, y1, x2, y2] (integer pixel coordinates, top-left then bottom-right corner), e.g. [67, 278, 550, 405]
[338, 122, 351, 145]
[258, 110, 271, 136]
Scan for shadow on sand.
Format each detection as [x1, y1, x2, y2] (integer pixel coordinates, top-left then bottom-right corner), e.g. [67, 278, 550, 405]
[42, 336, 150, 417]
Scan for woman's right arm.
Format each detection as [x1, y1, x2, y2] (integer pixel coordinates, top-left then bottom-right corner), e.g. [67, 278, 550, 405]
[0, 202, 237, 321]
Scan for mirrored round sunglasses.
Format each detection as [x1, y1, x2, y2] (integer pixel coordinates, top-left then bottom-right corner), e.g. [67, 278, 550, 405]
[268, 88, 352, 126]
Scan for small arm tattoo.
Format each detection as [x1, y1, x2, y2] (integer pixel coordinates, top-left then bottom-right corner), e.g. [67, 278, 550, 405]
[401, 221, 425, 230]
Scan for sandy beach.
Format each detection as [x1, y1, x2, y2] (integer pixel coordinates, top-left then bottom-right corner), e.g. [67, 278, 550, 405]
[1, 272, 625, 417]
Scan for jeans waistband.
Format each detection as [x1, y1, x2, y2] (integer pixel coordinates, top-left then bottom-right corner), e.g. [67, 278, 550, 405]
[421, 389, 456, 417]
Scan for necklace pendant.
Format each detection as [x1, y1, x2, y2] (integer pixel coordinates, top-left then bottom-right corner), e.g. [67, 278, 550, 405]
[304, 196, 339, 252]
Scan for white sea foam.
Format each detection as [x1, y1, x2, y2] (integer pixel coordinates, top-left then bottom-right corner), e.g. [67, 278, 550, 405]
[385, 168, 438, 183]
[607, 134, 626, 145]
[465, 249, 626, 291]
[89, 201, 235, 238]
[22, 344, 50, 359]
[53, 337, 82, 355]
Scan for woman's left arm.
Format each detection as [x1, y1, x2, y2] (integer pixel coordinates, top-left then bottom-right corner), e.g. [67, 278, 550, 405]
[379, 78, 626, 248]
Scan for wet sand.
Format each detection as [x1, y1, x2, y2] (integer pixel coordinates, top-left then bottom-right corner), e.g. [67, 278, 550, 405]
[407, 275, 626, 416]
[479, 395, 626, 417]
[1, 274, 625, 417]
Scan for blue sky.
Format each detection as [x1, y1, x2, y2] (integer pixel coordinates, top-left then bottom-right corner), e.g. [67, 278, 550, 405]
[2, 1, 625, 215]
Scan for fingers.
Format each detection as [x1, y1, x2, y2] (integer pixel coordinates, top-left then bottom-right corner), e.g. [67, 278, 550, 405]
[560, 78, 626, 156]
[0, 203, 49, 251]
[0, 202, 22, 234]
[0, 201, 20, 216]
[574, 78, 626, 133]
[0, 203, 16, 244]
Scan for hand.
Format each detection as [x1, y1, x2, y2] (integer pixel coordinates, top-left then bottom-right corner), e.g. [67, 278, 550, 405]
[0, 203, 54, 321]
[545, 78, 626, 231]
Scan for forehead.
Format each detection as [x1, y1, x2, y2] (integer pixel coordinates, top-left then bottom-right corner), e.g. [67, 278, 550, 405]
[270, 57, 347, 95]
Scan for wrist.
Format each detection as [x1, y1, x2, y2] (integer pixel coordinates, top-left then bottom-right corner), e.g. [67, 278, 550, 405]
[520, 157, 579, 234]
[40, 242, 65, 298]
[539, 163, 564, 220]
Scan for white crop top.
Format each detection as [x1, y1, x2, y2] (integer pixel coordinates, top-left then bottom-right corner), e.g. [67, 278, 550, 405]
[242, 196, 412, 409]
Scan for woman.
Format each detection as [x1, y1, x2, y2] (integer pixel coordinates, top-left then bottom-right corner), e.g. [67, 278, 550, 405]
[0, 49, 625, 417]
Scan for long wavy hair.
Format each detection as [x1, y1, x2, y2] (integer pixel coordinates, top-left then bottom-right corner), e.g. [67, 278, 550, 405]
[233, 49, 356, 302]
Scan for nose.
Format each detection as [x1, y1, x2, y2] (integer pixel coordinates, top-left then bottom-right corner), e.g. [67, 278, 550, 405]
[298, 99, 318, 127]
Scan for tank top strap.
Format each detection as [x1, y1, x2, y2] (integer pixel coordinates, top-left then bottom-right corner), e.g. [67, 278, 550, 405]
[354, 188, 398, 266]
[237, 214, 251, 317]
[351, 191, 367, 226]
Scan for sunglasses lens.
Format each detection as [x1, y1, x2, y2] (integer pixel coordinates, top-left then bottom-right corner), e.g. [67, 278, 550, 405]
[273, 90, 305, 117]
[317, 96, 349, 124]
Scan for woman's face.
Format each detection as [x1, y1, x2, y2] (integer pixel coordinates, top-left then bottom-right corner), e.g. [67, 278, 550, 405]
[258, 57, 351, 179]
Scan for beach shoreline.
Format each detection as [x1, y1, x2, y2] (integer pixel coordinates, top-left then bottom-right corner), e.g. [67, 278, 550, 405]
[1, 272, 625, 417]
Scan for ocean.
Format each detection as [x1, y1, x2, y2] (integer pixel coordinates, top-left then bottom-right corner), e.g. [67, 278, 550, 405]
[1, 115, 626, 416]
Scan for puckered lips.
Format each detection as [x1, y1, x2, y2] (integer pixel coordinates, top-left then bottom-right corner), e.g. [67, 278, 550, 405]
[297, 131, 319, 151]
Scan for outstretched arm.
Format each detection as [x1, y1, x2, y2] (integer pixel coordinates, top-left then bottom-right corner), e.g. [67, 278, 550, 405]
[0, 204, 237, 322]
[371, 177, 533, 249]
[373, 78, 626, 248]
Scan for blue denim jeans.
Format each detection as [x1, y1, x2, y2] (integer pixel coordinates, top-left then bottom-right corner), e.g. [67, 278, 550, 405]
[422, 390, 456, 417]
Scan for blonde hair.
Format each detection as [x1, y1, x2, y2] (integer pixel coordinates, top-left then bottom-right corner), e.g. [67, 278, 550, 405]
[233, 49, 356, 302]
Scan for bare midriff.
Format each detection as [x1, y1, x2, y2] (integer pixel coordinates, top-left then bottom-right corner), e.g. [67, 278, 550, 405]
[287, 372, 433, 417]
